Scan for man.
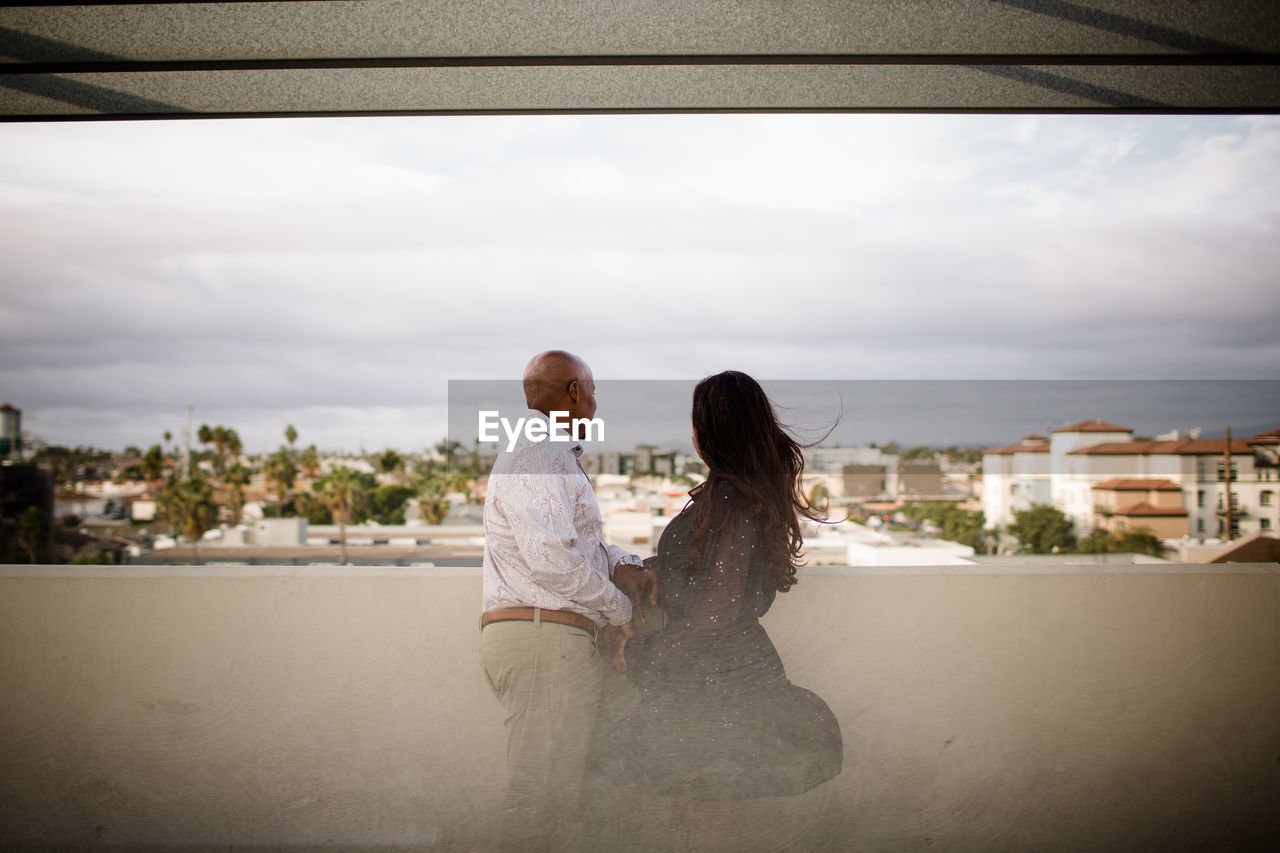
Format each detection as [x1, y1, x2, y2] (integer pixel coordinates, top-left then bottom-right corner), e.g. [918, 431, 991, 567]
[480, 350, 649, 852]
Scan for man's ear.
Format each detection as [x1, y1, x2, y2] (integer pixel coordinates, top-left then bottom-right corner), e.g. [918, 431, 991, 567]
[566, 379, 581, 403]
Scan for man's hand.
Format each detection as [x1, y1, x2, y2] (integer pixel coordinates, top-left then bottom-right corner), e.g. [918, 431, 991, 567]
[613, 562, 658, 624]
[600, 621, 636, 673]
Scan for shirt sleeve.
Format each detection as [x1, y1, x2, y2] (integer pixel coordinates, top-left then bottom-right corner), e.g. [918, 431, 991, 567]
[505, 446, 633, 626]
[605, 543, 645, 574]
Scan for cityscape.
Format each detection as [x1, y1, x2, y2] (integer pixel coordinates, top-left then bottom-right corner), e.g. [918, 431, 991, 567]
[3, 401, 1277, 568]
[2, 6, 1278, 846]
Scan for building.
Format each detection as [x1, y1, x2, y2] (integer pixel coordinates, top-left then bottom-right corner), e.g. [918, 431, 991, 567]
[983, 420, 1280, 542]
[898, 461, 945, 498]
[0, 462, 54, 561]
[841, 464, 888, 499]
[581, 445, 683, 477]
[980, 434, 1051, 528]
[805, 446, 956, 504]
[1091, 479, 1188, 538]
[1, 403, 21, 463]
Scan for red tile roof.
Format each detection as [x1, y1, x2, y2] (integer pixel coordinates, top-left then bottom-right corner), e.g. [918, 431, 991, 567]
[1115, 501, 1187, 517]
[1093, 478, 1183, 491]
[1021, 434, 1047, 441]
[1053, 419, 1133, 434]
[1172, 438, 1255, 455]
[1069, 441, 1152, 455]
[984, 442, 1049, 455]
[1070, 438, 1254, 456]
[1249, 429, 1280, 445]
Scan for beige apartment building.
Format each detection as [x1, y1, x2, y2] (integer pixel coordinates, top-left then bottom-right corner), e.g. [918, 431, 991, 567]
[1090, 479, 1188, 538]
[984, 422, 1280, 542]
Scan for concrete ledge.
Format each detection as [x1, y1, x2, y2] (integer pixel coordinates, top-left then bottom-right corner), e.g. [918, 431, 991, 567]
[1, 566, 1277, 850]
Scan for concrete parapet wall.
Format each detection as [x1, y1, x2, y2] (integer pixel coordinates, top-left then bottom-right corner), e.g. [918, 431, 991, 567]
[1, 564, 1277, 851]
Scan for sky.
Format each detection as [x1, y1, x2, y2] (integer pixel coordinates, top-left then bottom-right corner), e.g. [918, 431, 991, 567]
[1, 113, 1278, 455]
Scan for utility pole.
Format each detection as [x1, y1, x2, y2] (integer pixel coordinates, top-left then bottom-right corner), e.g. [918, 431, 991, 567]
[1223, 425, 1233, 541]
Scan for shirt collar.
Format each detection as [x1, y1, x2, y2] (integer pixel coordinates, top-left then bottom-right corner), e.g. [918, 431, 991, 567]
[525, 408, 584, 458]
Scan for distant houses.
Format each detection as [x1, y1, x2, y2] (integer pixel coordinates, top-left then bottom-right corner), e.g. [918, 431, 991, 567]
[983, 419, 1280, 542]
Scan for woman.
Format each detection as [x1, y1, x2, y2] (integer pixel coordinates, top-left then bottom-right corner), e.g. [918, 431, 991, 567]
[601, 371, 843, 807]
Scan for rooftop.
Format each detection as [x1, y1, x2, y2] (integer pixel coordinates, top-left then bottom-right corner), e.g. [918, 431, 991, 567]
[1093, 478, 1183, 491]
[1069, 438, 1258, 456]
[1053, 419, 1133, 433]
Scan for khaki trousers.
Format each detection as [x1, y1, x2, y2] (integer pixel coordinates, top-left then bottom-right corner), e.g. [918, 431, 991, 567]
[480, 618, 604, 852]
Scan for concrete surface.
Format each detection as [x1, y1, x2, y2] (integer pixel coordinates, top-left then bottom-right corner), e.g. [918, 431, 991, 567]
[1, 563, 1277, 850]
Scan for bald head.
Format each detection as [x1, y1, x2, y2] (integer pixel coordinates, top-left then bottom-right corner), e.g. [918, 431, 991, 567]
[523, 350, 596, 420]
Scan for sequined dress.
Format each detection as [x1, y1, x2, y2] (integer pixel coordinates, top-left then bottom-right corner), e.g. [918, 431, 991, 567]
[601, 482, 843, 801]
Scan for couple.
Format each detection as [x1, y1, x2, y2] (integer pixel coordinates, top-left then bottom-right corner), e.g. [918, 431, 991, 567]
[479, 350, 842, 851]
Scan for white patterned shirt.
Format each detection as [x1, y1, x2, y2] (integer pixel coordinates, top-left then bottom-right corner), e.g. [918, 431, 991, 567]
[482, 409, 638, 627]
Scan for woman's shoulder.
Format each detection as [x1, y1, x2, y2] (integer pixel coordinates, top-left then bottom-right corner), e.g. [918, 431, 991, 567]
[694, 479, 759, 526]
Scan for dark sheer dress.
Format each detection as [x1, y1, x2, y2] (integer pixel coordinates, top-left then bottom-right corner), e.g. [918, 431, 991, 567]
[600, 482, 842, 801]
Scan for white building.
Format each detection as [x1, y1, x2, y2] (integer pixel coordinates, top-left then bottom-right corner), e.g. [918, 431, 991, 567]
[983, 421, 1280, 542]
[982, 434, 1051, 529]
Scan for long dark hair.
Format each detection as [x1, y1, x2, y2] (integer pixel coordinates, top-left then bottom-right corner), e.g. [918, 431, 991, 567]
[688, 371, 826, 592]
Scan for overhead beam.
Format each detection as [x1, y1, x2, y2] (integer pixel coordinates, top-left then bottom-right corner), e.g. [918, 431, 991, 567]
[2, 1, 1277, 119]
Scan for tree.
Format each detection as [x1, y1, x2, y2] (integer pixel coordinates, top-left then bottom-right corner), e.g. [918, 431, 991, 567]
[210, 425, 231, 473]
[225, 429, 243, 464]
[1079, 527, 1167, 559]
[16, 506, 47, 564]
[139, 444, 166, 487]
[434, 439, 463, 471]
[463, 438, 485, 480]
[367, 484, 417, 525]
[1114, 528, 1167, 558]
[319, 466, 366, 565]
[808, 482, 831, 513]
[263, 448, 298, 516]
[901, 445, 936, 462]
[375, 448, 404, 482]
[299, 444, 321, 479]
[159, 476, 216, 566]
[284, 424, 298, 453]
[1010, 505, 1076, 554]
[902, 501, 990, 552]
[223, 463, 251, 525]
[418, 476, 451, 525]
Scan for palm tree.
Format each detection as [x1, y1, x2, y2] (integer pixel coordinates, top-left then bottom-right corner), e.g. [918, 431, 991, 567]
[225, 429, 243, 465]
[320, 466, 366, 566]
[284, 424, 298, 455]
[264, 448, 298, 516]
[300, 444, 321, 479]
[210, 425, 231, 473]
[159, 475, 216, 566]
[139, 444, 165, 490]
[418, 476, 450, 525]
[223, 463, 251, 525]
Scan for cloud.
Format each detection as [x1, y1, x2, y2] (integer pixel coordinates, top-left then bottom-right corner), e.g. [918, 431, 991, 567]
[2, 114, 1277, 451]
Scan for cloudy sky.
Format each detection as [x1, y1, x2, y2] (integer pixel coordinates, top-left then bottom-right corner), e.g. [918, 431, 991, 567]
[1, 113, 1278, 454]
